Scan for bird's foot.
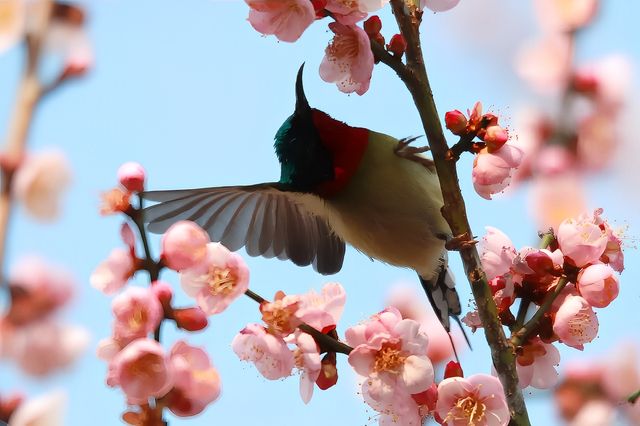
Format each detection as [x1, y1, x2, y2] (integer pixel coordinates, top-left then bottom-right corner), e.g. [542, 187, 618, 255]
[445, 232, 478, 251]
[394, 136, 434, 169]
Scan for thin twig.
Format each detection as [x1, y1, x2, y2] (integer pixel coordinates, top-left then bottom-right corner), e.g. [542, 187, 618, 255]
[385, 1, 530, 424]
[244, 289, 353, 355]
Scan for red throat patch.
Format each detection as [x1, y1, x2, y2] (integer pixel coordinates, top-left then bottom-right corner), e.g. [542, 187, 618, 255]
[311, 109, 369, 198]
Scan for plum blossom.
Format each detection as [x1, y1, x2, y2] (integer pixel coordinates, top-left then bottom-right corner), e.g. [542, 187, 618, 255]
[553, 295, 598, 350]
[534, 0, 598, 32]
[6, 256, 74, 325]
[0, 0, 25, 54]
[117, 162, 146, 193]
[107, 338, 173, 405]
[362, 380, 423, 426]
[556, 215, 607, 267]
[90, 248, 135, 295]
[161, 220, 210, 271]
[319, 22, 374, 95]
[569, 400, 615, 426]
[515, 35, 571, 94]
[325, 0, 367, 25]
[111, 286, 163, 344]
[436, 374, 509, 426]
[421, 0, 461, 13]
[472, 144, 524, 199]
[346, 308, 434, 405]
[358, 0, 390, 13]
[576, 263, 619, 308]
[260, 291, 302, 337]
[180, 242, 249, 315]
[12, 150, 72, 221]
[231, 323, 294, 380]
[3, 320, 89, 377]
[479, 227, 517, 280]
[295, 282, 346, 332]
[515, 337, 560, 389]
[167, 341, 221, 417]
[292, 332, 321, 403]
[8, 391, 66, 426]
[245, 0, 315, 43]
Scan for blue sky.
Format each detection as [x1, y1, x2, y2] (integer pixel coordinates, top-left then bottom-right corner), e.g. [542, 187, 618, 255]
[1, 1, 639, 425]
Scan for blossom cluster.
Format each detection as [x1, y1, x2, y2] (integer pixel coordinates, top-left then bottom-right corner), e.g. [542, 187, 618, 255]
[0, 257, 88, 377]
[445, 102, 524, 200]
[511, 0, 631, 229]
[554, 343, 640, 425]
[243, 0, 460, 95]
[466, 209, 624, 390]
[93, 165, 227, 421]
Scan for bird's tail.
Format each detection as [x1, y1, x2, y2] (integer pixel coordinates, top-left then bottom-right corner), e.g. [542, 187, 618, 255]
[418, 253, 470, 358]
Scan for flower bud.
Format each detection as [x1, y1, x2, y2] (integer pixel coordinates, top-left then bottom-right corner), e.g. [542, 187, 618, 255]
[161, 221, 210, 271]
[173, 307, 208, 332]
[152, 281, 173, 306]
[444, 360, 464, 379]
[316, 352, 338, 390]
[483, 125, 509, 152]
[445, 110, 468, 135]
[386, 34, 407, 57]
[363, 15, 382, 36]
[117, 162, 146, 193]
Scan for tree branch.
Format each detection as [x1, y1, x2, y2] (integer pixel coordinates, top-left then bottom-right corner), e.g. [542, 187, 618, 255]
[386, 1, 530, 424]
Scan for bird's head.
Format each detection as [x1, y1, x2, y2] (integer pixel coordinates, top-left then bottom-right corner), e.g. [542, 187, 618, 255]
[274, 65, 369, 196]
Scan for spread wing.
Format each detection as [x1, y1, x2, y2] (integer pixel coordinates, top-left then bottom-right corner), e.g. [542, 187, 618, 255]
[141, 183, 345, 275]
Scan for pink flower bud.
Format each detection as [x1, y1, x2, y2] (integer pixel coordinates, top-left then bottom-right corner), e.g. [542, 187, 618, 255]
[411, 383, 438, 412]
[152, 280, 173, 304]
[553, 295, 598, 350]
[173, 307, 208, 332]
[161, 221, 210, 271]
[483, 125, 509, 152]
[316, 352, 338, 390]
[444, 361, 464, 379]
[117, 162, 146, 193]
[445, 110, 468, 135]
[577, 264, 619, 308]
[363, 15, 382, 36]
[386, 34, 406, 57]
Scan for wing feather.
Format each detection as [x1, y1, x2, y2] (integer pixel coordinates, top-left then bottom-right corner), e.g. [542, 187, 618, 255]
[142, 184, 345, 274]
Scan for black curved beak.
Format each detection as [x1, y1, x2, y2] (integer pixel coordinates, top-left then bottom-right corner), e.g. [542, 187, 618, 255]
[295, 63, 311, 116]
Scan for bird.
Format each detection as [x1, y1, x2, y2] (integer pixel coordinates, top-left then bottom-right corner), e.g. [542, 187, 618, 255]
[142, 64, 463, 335]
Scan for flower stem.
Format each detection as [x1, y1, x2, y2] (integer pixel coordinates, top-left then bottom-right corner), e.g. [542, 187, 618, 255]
[386, 1, 530, 424]
[0, 0, 54, 287]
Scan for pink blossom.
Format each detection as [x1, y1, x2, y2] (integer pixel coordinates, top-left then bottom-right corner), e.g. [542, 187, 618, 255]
[7, 256, 74, 325]
[515, 338, 560, 389]
[576, 263, 619, 308]
[5, 321, 89, 376]
[161, 220, 210, 271]
[260, 291, 302, 337]
[295, 282, 346, 332]
[347, 313, 434, 403]
[180, 242, 249, 315]
[0, 0, 24, 54]
[553, 295, 598, 350]
[592, 209, 624, 272]
[117, 162, 146, 192]
[472, 144, 524, 200]
[557, 215, 607, 267]
[111, 286, 163, 344]
[362, 380, 423, 426]
[173, 307, 208, 332]
[12, 150, 72, 221]
[319, 22, 374, 95]
[534, 0, 598, 32]
[569, 400, 615, 426]
[344, 306, 403, 347]
[436, 374, 509, 426]
[577, 113, 618, 171]
[167, 341, 221, 417]
[231, 323, 294, 380]
[529, 173, 587, 230]
[107, 338, 173, 405]
[8, 391, 66, 426]
[601, 343, 640, 401]
[479, 226, 517, 280]
[90, 248, 135, 295]
[292, 332, 321, 403]
[515, 35, 571, 94]
[421, 0, 460, 12]
[534, 145, 574, 176]
[577, 55, 632, 110]
[245, 0, 315, 43]
[325, 0, 367, 25]
[358, 0, 390, 13]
